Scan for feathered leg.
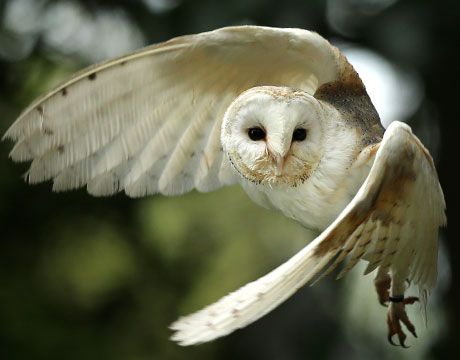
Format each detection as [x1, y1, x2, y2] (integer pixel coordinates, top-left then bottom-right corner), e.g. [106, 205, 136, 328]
[374, 267, 391, 306]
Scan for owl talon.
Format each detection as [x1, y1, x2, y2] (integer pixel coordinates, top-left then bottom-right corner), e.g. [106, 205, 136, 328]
[387, 301, 418, 348]
[388, 333, 408, 348]
[403, 296, 419, 305]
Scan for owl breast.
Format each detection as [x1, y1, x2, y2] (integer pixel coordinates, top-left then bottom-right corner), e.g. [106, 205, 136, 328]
[238, 123, 374, 231]
[241, 158, 371, 231]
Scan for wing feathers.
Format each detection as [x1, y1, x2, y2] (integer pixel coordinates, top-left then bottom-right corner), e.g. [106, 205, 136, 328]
[5, 26, 347, 196]
[170, 121, 445, 345]
[170, 243, 336, 345]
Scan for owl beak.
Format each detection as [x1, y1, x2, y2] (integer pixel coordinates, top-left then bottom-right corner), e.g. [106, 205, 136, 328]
[274, 155, 286, 176]
[267, 142, 289, 176]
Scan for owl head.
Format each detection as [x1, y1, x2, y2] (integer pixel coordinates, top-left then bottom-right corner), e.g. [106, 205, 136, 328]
[221, 86, 326, 186]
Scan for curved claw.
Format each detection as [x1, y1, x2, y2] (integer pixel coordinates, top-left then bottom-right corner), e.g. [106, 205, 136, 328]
[388, 334, 398, 346]
[388, 332, 410, 348]
[386, 299, 418, 348]
[399, 335, 409, 348]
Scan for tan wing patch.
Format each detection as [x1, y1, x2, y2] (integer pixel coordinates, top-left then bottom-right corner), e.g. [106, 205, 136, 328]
[308, 122, 444, 308]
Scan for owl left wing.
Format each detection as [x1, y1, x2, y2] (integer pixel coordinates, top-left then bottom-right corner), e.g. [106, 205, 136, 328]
[3, 26, 344, 197]
[170, 121, 446, 345]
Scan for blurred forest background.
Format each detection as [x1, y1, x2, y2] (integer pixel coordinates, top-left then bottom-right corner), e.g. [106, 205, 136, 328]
[0, 0, 457, 359]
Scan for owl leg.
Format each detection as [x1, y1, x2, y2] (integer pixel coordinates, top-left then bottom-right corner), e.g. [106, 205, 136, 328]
[374, 268, 391, 306]
[386, 272, 419, 347]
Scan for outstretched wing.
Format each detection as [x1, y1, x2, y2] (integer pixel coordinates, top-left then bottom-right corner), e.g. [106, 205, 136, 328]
[170, 121, 446, 345]
[4, 26, 348, 197]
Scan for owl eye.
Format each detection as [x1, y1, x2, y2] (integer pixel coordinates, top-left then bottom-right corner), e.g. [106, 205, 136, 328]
[292, 128, 307, 142]
[248, 127, 266, 141]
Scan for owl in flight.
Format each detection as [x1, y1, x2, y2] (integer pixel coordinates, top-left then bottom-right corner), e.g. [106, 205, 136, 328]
[3, 26, 446, 347]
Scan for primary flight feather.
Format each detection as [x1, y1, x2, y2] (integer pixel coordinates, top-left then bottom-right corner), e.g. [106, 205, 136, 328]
[3, 26, 446, 347]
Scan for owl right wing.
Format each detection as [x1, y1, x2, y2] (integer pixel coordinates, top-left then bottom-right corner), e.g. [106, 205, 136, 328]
[170, 121, 446, 345]
[4, 26, 348, 197]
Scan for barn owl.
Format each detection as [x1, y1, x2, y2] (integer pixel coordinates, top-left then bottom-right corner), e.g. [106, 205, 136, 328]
[3, 26, 446, 347]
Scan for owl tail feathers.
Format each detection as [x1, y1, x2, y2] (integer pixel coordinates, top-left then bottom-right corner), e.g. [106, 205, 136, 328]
[169, 240, 337, 346]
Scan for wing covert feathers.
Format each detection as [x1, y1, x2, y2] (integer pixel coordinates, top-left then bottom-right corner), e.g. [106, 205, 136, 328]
[170, 121, 445, 345]
[4, 26, 349, 197]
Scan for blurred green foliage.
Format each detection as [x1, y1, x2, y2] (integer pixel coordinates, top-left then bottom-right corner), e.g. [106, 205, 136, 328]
[0, 0, 458, 359]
